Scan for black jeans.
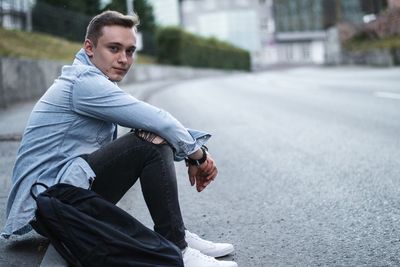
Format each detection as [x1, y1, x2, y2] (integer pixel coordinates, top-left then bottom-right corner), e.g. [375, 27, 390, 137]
[85, 131, 187, 249]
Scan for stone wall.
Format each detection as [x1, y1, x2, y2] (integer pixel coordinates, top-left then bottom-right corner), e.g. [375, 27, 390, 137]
[340, 49, 396, 66]
[0, 57, 229, 108]
[0, 58, 63, 108]
[324, 26, 400, 67]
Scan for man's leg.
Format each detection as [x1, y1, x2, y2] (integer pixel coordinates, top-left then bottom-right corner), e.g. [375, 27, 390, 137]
[86, 131, 238, 267]
[85, 131, 187, 249]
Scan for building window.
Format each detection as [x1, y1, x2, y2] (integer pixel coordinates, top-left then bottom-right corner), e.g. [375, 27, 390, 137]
[302, 43, 311, 60]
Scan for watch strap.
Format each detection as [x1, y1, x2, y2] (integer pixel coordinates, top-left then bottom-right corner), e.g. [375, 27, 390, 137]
[186, 146, 208, 166]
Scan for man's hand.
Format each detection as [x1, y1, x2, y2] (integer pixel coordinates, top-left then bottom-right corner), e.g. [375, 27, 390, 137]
[188, 155, 218, 192]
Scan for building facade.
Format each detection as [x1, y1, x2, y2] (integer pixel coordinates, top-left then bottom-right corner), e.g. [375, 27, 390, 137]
[273, 0, 326, 64]
[273, 0, 391, 64]
[147, 0, 180, 26]
[0, 0, 32, 30]
[149, 0, 394, 66]
[388, 0, 400, 8]
[180, 0, 276, 68]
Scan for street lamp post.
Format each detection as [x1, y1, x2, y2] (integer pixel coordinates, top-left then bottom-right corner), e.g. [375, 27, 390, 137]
[126, 0, 134, 15]
[335, 0, 342, 22]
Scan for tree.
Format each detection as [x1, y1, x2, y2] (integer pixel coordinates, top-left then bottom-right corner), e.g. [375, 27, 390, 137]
[35, 0, 101, 15]
[32, 0, 102, 42]
[103, 0, 157, 55]
[133, 0, 156, 33]
[102, 0, 156, 32]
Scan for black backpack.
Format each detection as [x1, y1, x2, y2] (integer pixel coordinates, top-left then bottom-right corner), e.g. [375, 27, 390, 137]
[30, 183, 184, 267]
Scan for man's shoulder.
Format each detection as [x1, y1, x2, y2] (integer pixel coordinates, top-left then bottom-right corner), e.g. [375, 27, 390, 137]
[62, 63, 103, 79]
[68, 66, 120, 97]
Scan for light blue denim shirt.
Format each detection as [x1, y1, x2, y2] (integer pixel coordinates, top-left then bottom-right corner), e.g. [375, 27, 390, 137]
[1, 49, 210, 238]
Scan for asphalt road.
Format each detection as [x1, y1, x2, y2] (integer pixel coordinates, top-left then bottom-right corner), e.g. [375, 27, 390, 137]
[1, 66, 399, 266]
[130, 66, 400, 266]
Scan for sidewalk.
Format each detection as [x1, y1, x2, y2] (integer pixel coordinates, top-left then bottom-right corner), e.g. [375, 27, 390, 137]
[0, 79, 180, 267]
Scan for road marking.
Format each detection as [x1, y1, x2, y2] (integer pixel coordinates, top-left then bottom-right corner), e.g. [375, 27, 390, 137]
[374, 91, 400, 100]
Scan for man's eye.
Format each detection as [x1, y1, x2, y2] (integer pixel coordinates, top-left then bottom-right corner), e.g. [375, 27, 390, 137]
[109, 46, 119, 53]
[126, 48, 135, 56]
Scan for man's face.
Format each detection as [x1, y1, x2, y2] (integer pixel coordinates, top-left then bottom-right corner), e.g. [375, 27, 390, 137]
[84, 25, 137, 82]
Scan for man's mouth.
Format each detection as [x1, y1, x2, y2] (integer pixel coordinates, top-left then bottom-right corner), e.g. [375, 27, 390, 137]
[113, 67, 127, 72]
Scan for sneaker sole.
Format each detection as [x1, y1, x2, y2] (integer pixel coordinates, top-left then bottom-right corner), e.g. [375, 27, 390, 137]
[203, 246, 235, 258]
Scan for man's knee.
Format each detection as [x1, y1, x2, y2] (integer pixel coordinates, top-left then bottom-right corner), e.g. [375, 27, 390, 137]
[135, 129, 167, 145]
[133, 130, 174, 161]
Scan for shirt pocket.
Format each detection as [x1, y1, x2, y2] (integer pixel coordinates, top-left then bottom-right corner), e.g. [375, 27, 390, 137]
[96, 122, 114, 146]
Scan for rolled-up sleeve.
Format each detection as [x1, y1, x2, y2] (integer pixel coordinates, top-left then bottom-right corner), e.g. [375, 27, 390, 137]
[71, 70, 211, 160]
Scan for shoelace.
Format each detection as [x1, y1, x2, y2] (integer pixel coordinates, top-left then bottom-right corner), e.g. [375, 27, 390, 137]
[187, 232, 215, 246]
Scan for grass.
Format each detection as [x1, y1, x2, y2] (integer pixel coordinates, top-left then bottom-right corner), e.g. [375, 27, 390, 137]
[0, 27, 155, 64]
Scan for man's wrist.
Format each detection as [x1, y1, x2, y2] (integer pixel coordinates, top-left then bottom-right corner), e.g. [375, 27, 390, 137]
[186, 146, 208, 166]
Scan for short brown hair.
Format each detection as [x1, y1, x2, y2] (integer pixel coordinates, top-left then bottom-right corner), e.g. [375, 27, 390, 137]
[85, 10, 140, 46]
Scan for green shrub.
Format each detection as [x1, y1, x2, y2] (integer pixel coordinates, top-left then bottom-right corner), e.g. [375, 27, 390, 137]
[156, 27, 250, 71]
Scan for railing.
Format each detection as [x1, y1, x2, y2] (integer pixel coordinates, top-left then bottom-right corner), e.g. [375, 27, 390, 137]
[0, 0, 31, 30]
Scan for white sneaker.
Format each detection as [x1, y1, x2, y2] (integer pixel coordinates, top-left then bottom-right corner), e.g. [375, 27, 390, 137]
[185, 230, 235, 257]
[183, 247, 238, 267]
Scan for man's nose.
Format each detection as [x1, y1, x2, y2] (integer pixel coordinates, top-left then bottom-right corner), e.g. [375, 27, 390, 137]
[118, 51, 128, 64]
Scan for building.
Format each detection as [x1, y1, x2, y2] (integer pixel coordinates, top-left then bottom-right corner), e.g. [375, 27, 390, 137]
[149, 0, 394, 66]
[273, 0, 326, 64]
[179, 0, 276, 68]
[273, 0, 391, 64]
[0, 0, 32, 30]
[146, 0, 180, 26]
[388, 0, 400, 8]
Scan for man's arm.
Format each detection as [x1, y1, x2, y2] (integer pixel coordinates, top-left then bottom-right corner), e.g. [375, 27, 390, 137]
[71, 71, 210, 160]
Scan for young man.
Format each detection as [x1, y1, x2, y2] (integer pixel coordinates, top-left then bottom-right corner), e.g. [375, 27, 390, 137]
[1, 10, 237, 267]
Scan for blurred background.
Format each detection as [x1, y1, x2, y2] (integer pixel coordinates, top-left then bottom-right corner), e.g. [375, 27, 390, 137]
[1, 0, 399, 70]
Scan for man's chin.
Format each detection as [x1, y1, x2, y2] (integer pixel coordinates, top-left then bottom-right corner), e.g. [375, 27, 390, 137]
[109, 75, 125, 82]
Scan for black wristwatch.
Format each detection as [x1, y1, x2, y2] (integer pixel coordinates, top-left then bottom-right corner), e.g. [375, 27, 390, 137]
[185, 146, 208, 166]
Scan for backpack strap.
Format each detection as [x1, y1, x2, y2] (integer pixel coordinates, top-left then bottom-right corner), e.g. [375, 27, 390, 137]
[30, 182, 49, 201]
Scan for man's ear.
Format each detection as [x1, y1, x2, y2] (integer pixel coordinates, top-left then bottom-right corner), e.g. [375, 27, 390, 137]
[84, 39, 94, 57]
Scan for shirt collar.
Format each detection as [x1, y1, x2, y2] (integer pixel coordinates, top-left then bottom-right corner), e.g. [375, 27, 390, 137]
[73, 48, 94, 67]
[72, 48, 117, 82]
